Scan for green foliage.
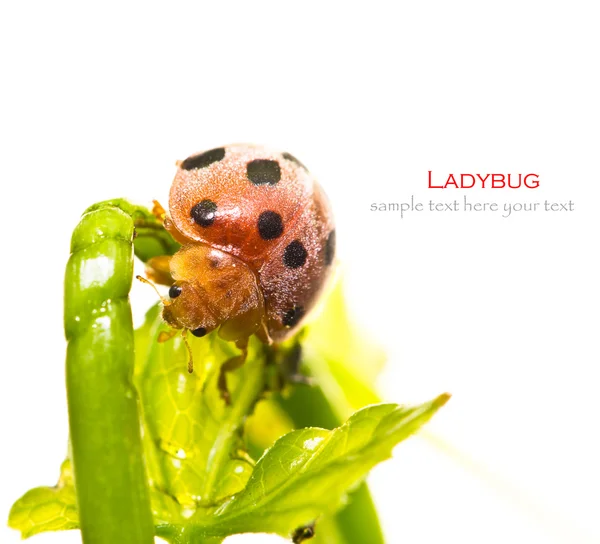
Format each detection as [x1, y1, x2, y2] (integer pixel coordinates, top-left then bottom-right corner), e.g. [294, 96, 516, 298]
[133, 305, 267, 518]
[8, 200, 448, 544]
[8, 461, 78, 539]
[163, 396, 449, 541]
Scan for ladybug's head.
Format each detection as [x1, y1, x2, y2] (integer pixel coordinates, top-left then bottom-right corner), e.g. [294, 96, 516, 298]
[162, 280, 217, 338]
[160, 243, 266, 344]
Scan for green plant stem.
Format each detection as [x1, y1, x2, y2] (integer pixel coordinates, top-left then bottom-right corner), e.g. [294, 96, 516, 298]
[85, 198, 181, 260]
[65, 204, 154, 544]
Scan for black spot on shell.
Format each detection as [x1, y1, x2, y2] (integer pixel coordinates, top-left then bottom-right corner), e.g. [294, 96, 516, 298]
[282, 306, 305, 328]
[257, 210, 284, 240]
[324, 230, 336, 266]
[180, 147, 225, 170]
[191, 327, 207, 337]
[283, 240, 307, 269]
[282, 152, 308, 171]
[190, 199, 217, 227]
[247, 159, 281, 185]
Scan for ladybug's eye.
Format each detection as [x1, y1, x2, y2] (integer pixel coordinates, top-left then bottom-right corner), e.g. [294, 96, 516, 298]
[169, 285, 182, 299]
[191, 327, 207, 337]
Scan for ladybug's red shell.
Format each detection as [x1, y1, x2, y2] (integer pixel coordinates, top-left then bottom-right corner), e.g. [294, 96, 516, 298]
[168, 144, 335, 341]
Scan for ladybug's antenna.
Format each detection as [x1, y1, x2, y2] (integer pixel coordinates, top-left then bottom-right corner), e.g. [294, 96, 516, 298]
[135, 275, 171, 306]
[156, 327, 194, 373]
[181, 330, 194, 373]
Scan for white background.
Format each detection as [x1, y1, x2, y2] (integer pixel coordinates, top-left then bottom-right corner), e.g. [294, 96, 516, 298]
[1, 1, 599, 543]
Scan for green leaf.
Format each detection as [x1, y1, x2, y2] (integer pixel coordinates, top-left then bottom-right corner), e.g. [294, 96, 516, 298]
[133, 305, 267, 517]
[8, 460, 78, 538]
[158, 394, 449, 540]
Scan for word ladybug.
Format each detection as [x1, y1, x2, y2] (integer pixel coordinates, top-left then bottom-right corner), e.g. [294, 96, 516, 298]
[144, 144, 335, 402]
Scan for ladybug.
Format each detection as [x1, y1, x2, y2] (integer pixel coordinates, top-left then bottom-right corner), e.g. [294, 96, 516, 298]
[145, 144, 335, 402]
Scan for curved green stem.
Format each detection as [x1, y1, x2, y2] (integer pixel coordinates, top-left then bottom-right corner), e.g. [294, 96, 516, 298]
[84, 198, 181, 261]
[65, 203, 155, 543]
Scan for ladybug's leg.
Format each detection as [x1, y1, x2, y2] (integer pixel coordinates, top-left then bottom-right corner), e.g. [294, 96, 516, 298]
[218, 338, 249, 405]
[279, 340, 314, 387]
[145, 255, 173, 286]
[255, 319, 273, 345]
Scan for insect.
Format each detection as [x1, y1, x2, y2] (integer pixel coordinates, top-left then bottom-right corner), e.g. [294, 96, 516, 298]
[142, 144, 336, 402]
